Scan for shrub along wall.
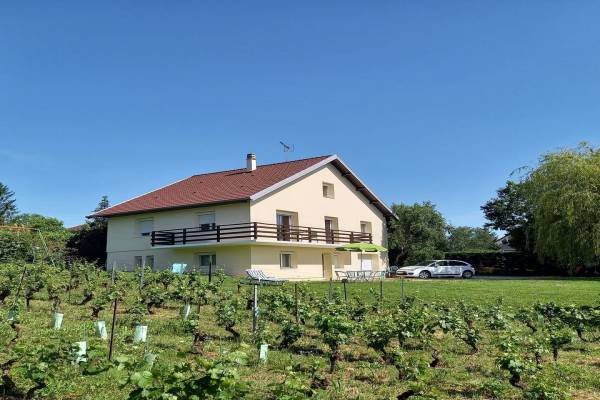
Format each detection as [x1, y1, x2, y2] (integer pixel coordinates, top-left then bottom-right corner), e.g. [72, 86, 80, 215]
[443, 251, 563, 276]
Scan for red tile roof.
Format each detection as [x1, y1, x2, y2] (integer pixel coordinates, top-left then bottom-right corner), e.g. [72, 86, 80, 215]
[92, 155, 331, 217]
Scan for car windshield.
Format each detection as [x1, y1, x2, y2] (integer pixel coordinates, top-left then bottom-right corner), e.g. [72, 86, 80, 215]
[414, 260, 435, 266]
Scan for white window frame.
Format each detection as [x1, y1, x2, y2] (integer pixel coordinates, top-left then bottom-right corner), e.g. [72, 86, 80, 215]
[136, 218, 154, 237]
[280, 252, 295, 269]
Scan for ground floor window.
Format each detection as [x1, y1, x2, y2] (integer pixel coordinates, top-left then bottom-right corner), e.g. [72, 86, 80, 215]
[145, 255, 154, 269]
[134, 256, 143, 268]
[199, 253, 216, 268]
[280, 252, 294, 269]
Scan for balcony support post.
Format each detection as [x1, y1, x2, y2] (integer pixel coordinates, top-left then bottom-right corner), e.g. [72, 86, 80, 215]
[307, 227, 312, 243]
[182, 228, 187, 245]
[151, 231, 155, 246]
[253, 222, 258, 240]
[216, 225, 221, 242]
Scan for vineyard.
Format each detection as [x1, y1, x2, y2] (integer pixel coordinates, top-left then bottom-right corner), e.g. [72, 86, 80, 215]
[0, 262, 599, 400]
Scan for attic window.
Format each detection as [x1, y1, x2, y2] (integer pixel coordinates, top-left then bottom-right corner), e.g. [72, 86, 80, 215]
[322, 182, 334, 199]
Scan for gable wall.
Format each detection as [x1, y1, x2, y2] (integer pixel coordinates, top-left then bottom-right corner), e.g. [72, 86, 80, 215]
[250, 163, 388, 247]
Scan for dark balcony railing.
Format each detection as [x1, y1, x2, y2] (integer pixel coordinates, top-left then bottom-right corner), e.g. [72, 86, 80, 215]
[151, 222, 372, 247]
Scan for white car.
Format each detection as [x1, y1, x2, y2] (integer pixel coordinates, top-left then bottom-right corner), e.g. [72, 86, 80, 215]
[396, 260, 475, 279]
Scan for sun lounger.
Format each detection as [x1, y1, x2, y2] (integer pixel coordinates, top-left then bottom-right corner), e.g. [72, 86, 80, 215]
[245, 269, 288, 285]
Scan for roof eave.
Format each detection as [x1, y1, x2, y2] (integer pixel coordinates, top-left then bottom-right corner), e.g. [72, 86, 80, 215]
[87, 198, 250, 219]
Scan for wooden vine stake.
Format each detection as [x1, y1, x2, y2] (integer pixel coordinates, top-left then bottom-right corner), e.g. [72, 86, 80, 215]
[108, 261, 118, 360]
[108, 297, 118, 360]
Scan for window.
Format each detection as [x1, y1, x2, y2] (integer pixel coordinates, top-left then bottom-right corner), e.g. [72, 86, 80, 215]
[199, 253, 216, 267]
[280, 252, 294, 269]
[360, 221, 372, 234]
[322, 182, 334, 199]
[145, 255, 154, 269]
[136, 219, 154, 237]
[198, 212, 216, 231]
[134, 256, 143, 268]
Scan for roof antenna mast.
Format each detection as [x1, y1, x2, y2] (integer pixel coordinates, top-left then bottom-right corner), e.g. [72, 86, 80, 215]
[279, 141, 294, 160]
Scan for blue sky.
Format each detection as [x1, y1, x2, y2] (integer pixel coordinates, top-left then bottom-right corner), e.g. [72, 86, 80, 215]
[2, 2, 599, 228]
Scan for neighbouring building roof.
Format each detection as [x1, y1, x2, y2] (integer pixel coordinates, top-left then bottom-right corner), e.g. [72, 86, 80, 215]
[90, 155, 396, 220]
[495, 234, 517, 253]
[67, 224, 86, 232]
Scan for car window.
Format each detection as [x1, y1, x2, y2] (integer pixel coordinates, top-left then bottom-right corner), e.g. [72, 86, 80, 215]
[450, 260, 467, 266]
[436, 261, 448, 266]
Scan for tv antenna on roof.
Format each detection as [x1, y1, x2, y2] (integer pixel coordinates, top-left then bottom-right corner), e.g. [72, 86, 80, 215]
[280, 141, 294, 159]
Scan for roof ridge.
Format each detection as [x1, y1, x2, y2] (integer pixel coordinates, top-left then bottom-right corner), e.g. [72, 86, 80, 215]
[190, 155, 332, 177]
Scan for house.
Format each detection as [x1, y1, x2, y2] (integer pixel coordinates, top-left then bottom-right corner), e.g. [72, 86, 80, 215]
[91, 154, 396, 280]
[495, 234, 517, 253]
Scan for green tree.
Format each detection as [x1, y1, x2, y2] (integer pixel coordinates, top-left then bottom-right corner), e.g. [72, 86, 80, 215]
[522, 143, 600, 273]
[10, 214, 71, 261]
[387, 202, 448, 265]
[0, 182, 18, 224]
[11, 214, 65, 232]
[67, 196, 110, 264]
[447, 226, 499, 252]
[481, 180, 533, 252]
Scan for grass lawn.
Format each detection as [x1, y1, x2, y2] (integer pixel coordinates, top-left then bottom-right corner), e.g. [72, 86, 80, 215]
[1, 276, 599, 400]
[299, 277, 600, 307]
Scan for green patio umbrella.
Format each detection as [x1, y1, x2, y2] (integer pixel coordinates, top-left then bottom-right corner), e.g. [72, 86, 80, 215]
[335, 242, 387, 271]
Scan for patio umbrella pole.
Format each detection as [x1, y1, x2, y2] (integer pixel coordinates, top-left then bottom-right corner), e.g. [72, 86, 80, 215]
[252, 285, 258, 334]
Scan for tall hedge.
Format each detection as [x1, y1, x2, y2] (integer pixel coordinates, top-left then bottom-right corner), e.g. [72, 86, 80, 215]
[443, 251, 563, 276]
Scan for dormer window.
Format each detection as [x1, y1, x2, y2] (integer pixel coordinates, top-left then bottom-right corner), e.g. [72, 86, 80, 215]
[322, 182, 335, 199]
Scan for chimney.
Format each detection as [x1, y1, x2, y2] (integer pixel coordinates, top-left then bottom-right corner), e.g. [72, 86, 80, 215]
[246, 153, 256, 171]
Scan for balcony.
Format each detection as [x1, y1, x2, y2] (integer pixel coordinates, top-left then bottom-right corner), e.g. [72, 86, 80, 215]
[151, 222, 372, 247]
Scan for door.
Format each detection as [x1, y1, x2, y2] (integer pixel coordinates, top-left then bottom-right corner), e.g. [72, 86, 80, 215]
[198, 212, 216, 231]
[434, 261, 451, 276]
[277, 214, 292, 241]
[447, 260, 465, 276]
[325, 218, 334, 243]
[322, 253, 333, 279]
[360, 254, 373, 271]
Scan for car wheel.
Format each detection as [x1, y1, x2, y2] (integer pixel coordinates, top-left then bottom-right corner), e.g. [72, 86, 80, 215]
[462, 270, 473, 279]
[418, 270, 431, 279]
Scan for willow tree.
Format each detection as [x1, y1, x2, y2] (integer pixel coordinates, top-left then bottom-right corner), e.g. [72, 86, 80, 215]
[523, 144, 600, 273]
